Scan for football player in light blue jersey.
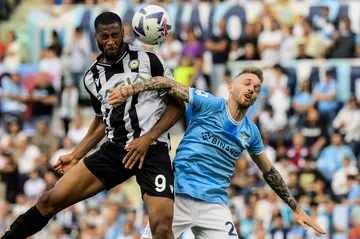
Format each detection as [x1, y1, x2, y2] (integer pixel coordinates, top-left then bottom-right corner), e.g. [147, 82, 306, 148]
[108, 67, 325, 239]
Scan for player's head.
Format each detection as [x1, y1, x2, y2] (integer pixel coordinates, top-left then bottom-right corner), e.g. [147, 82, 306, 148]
[94, 12, 124, 61]
[228, 67, 263, 109]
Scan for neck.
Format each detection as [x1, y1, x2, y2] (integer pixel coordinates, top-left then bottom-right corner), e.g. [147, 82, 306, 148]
[226, 98, 247, 122]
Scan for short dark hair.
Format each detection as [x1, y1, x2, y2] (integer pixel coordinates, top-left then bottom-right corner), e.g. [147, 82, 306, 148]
[236, 67, 263, 82]
[94, 12, 122, 31]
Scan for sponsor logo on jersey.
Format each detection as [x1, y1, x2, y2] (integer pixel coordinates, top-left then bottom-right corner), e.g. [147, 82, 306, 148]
[201, 131, 241, 158]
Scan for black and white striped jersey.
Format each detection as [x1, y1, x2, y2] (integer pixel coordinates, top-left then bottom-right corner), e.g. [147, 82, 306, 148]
[83, 44, 174, 147]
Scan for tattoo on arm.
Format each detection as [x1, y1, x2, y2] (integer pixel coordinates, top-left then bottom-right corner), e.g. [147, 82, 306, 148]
[132, 77, 190, 103]
[263, 166, 298, 211]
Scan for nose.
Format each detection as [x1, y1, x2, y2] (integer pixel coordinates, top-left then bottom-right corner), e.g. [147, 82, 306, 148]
[248, 86, 254, 94]
[107, 37, 115, 45]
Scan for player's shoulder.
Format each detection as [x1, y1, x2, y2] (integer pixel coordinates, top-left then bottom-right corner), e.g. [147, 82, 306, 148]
[243, 116, 261, 134]
[129, 45, 164, 60]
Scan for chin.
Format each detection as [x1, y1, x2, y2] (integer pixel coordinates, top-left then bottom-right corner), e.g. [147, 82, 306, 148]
[105, 52, 119, 59]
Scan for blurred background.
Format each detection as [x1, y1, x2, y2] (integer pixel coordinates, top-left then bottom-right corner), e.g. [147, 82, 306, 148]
[0, 0, 360, 238]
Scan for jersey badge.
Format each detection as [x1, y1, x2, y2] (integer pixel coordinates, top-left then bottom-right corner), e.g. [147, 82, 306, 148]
[129, 59, 140, 70]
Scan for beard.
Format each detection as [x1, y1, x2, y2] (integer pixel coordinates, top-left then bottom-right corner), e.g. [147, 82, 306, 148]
[96, 39, 123, 62]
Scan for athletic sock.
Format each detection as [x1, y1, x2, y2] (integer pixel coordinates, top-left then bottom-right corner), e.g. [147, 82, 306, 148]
[1, 205, 51, 239]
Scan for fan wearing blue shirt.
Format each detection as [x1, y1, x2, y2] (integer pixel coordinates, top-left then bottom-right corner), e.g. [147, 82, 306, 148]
[108, 67, 325, 239]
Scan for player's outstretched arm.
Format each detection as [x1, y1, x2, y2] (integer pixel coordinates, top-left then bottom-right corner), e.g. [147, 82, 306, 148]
[251, 152, 326, 235]
[108, 76, 190, 106]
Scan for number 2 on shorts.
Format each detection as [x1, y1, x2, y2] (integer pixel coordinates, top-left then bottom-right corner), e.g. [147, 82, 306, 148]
[155, 174, 166, 192]
[225, 221, 237, 236]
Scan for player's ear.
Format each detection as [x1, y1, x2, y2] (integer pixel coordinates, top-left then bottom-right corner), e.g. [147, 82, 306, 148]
[228, 83, 233, 94]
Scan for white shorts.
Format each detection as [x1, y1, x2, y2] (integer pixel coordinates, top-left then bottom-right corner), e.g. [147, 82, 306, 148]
[141, 194, 238, 239]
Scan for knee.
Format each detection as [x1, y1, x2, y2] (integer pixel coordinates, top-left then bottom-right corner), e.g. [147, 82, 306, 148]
[36, 190, 61, 216]
[151, 214, 173, 238]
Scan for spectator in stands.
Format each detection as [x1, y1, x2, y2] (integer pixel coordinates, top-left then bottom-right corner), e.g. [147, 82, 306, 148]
[1, 72, 28, 126]
[332, 157, 359, 201]
[0, 152, 20, 203]
[3, 30, 21, 71]
[205, 19, 231, 89]
[34, 152, 52, 177]
[67, 26, 91, 90]
[30, 72, 57, 126]
[38, 46, 62, 93]
[287, 132, 310, 167]
[48, 30, 63, 57]
[14, 134, 39, 175]
[261, 132, 276, 164]
[159, 34, 183, 71]
[239, 206, 255, 239]
[274, 155, 297, 184]
[299, 108, 328, 157]
[234, 43, 259, 61]
[317, 132, 357, 182]
[67, 115, 87, 146]
[102, 204, 121, 239]
[189, 56, 211, 93]
[123, 23, 135, 45]
[270, 213, 290, 238]
[347, 174, 360, 205]
[173, 56, 194, 88]
[299, 156, 326, 194]
[287, 171, 304, 200]
[216, 70, 232, 99]
[296, 42, 314, 59]
[259, 104, 286, 147]
[268, 64, 290, 144]
[237, 23, 260, 58]
[59, 79, 79, 135]
[327, 17, 358, 58]
[0, 120, 25, 150]
[306, 203, 328, 239]
[280, 24, 296, 60]
[31, 120, 58, 153]
[313, 70, 337, 123]
[296, 19, 328, 58]
[181, 28, 204, 59]
[258, 18, 282, 63]
[231, 156, 250, 197]
[322, 198, 348, 237]
[291, 79, 315, 128]
[23, 169, 46, 202]
[333, 95, 360, 158]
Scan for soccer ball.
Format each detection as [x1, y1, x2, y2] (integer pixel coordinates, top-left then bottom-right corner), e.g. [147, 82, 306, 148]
[132, 5, 172, 45]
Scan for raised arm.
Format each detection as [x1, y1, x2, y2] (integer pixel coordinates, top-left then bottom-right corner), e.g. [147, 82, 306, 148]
[251, 152, 326, 234]
[108, 77, 190, 106]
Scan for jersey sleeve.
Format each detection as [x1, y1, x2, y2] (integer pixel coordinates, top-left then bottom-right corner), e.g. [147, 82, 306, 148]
[83, 75, 103, 116]
[189, 88, 223, 113]
[247, 123, 264, 155]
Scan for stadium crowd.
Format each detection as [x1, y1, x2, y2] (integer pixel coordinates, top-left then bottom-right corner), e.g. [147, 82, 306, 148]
[0, 0, 360, 238]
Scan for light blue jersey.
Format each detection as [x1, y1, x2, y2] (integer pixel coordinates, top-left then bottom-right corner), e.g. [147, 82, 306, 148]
[174, 88, 264, 205]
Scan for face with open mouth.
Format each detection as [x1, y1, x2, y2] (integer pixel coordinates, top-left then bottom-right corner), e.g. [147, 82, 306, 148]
[228, 73, 261, 108]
